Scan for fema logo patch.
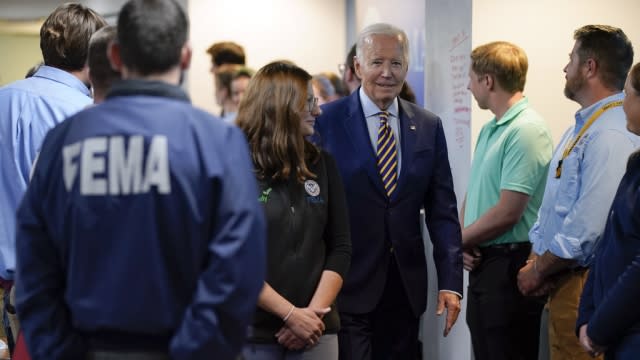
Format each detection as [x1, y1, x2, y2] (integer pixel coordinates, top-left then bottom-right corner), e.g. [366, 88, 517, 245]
[304, 180, 320, 197]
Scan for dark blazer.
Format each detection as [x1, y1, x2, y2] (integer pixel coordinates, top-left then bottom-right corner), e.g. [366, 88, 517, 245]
[577, 151, 640, 352]
[315, 89, 463, 316]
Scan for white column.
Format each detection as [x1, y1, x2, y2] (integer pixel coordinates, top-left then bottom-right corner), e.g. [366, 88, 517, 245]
[422, 0, 472, 359]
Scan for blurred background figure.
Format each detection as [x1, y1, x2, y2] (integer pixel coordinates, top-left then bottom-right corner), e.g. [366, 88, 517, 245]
[207, 41, 246, 120]
[206, 41, 245, 73]
[24, 62, 43, 79]
[339, 44, 360, 94]
[399, 81, 417, 104]
[312, 74, 340, 106]
[215, 63, 242, 121]
[236, 61, 351, 360]
[87, 25, 121, 104]
[321, 71, 348, 98]
[230, 66, 254, 114]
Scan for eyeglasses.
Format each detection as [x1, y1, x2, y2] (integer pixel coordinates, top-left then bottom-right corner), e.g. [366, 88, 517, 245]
[338, 63, 346, 74]
[307, 97, 318, 112]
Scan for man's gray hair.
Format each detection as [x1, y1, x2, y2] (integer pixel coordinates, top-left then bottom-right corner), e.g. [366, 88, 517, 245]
[356, 23, 409, 65]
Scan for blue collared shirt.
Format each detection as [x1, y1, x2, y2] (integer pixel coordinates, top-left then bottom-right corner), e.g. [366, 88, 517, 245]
[530, 93, 640, 266]
[0, 65, 91, 279]
[359, 87, 402, 173]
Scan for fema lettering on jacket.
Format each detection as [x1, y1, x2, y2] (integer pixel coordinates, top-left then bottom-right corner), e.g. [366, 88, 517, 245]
[62, 135, 171, 195]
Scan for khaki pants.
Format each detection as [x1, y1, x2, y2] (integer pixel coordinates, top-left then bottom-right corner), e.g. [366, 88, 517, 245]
[547, 269, 602, 360]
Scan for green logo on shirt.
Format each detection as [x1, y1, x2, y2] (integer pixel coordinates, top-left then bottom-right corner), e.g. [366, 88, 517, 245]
[258, 188, 272, 203]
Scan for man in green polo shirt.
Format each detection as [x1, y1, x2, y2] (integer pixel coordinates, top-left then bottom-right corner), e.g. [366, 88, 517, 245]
[461, 41, 553, 360]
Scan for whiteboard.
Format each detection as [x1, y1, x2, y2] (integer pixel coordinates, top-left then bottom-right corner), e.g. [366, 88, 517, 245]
[423, 0, 472, 359]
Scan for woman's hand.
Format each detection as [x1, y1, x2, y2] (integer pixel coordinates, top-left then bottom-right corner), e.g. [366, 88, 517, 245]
[283, 307, 329, 344]
[275, 327, 306, 350]
[277, 307, 330, 350]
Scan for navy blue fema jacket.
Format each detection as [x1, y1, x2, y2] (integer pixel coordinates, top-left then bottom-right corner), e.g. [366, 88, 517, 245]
[15, 80, 266, 360]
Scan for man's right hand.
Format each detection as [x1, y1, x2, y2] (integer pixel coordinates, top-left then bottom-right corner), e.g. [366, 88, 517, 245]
[517, 260, 545, 295]
[463, 247, 482, 271]
[579, 324, 605, 357]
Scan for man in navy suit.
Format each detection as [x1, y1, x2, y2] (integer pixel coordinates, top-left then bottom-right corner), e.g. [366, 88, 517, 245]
[315, 23, 463, 359]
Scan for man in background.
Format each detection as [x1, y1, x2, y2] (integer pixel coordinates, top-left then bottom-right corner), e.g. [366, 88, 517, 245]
[214, 64, 242, 121]
[518, 25, 638, 360]
[207, 41, 245, 118]
[15, 0, 266, 359]
[0, 3, 106, 353]
[463, 41, 552, 360]
[207, 41, 245, 74]
[88, 25, 121, 104]
[230, 66, 254, 112]
[340, 44, 360, 94]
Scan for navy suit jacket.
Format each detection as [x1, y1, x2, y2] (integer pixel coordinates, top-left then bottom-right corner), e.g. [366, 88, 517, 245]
[315, 90, 463, 316]
[576, 152, 640, 348]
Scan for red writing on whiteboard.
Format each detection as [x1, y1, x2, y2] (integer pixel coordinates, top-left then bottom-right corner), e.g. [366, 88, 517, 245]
[450, 30, 469, 52]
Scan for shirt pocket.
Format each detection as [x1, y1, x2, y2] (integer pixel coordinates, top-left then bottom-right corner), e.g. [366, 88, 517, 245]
[554, 152, 580, 217]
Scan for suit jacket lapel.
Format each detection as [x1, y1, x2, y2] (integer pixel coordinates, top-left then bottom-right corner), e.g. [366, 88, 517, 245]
[392, 99, 417, 201]
[342, 91, 387, 198]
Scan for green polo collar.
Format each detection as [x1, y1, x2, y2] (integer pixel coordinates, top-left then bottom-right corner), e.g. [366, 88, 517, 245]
[494, 97, 529, 126]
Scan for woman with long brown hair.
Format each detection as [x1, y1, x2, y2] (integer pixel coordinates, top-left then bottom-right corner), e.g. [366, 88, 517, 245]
[237, 61, 350, 359]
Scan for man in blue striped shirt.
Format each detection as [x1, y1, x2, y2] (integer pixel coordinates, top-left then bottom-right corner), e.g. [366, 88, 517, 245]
[517, 25, 640, 360]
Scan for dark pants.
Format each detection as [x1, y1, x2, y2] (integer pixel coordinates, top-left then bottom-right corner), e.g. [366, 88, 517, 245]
[466, 243, 545, 360]
[605, 332, 640, 360]
[338, 258, 420, 360]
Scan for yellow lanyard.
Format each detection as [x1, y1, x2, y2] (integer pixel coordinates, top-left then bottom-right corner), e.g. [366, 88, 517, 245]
[555, 100, 623, 178]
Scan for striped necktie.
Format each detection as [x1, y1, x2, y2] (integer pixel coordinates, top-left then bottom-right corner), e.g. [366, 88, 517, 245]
[376, 111, 398, 197]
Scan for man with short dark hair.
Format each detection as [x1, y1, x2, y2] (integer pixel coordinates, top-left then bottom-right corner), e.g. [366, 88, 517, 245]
[15, 0, 266, 359]
[88, 25, 120, 104]
[518, 25, 639, 360]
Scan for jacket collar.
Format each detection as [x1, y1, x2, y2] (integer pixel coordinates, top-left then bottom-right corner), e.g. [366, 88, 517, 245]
[107, 79, 191, 103]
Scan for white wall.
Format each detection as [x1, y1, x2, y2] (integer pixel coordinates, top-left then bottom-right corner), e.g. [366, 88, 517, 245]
[188, 0, 346, 115]
[423, 1, 472, 358]
[472, 0, 640, 147]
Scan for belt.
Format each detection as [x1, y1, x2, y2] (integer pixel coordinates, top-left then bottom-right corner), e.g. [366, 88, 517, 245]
[479, 242, 531, 257]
